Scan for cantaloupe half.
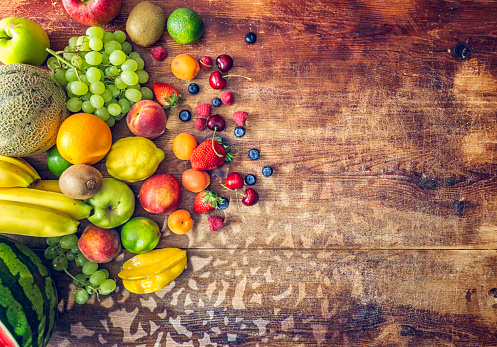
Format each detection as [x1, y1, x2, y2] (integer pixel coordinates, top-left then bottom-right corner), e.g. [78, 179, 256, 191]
[0, 64, 69, 157]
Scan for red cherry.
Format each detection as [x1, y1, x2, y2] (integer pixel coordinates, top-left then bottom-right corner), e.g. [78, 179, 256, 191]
[242, 188, 259, 206]
[226, 172, 244, 190]
[199, 56, 213, 70]
[206, 114, 226, 131]
[215, 54, 233, 72]
[209, 71, 252, 90]
[209, 71, 226, 89]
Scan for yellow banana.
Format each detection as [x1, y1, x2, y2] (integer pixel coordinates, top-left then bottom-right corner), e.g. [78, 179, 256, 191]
[31, 180, 62, 193]
[0, 155, 40, 182]
[0, 201, 79, 237]
[0, 161, 37, 188]
[0, 187, 92, 220]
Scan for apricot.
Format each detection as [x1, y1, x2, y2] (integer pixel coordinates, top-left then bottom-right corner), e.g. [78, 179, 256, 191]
[182, 169, 210, 192]
[173, 133, 197, 160]
[167, 209, 193, 234]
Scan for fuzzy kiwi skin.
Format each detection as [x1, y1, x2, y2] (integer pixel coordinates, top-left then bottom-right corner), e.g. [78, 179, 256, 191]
[59, 164, 104, 200]
[126, 1, 166, 47]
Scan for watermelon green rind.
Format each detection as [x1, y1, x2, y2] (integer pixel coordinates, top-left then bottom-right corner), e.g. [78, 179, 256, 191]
[0, 236, 58, 347]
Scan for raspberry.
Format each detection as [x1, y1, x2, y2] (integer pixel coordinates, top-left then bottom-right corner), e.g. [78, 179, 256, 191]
[195, 118, 206, 131]
[208, 216, 224, 231]
[221, 92, 234, 105]
[195, 103, 211, 118]
[232, 111, 248, 126]
[151, 46, 167, 61]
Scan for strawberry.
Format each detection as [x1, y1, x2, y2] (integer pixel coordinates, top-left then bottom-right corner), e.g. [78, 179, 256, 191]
[193, 190, 225, 214]
[190, 137, 234, 171]
[194, 118, 207, 131]
[221, 91, 234, 105]
[208, 216, 224, 231]
[232, 111, 248, 126]
[152, 83, 183, 109]
[195, 103, 211, 118]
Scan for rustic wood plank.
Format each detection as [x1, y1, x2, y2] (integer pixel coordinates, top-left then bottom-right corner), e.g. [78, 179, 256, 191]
[47, 249, 497, 346]
[2, 0, 497, 345]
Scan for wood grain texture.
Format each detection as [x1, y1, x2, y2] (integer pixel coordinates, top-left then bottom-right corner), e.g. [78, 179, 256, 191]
[2, 0, 497, 345]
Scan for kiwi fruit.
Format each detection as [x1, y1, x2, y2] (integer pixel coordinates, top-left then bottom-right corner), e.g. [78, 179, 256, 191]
[126, 1, 166, 47]
[59, 164, 104, 200]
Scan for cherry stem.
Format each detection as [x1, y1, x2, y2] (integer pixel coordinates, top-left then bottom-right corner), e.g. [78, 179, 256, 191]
[237, 194, 246, 220]
[200, 61, 213, 68]
[222, 74, 252, 81]
[211, 129, 223, 158]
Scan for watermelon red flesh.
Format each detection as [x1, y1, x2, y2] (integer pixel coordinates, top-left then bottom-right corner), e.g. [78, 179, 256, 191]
[0, 320, 19, 347]
[0, 236, 58, 347]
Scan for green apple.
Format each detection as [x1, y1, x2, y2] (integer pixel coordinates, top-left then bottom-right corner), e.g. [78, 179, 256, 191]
[0, 17, 50, 66]
[85, 178, 136, 229]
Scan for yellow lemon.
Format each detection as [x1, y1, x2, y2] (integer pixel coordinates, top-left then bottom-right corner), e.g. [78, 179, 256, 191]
[105, 137, 164, 182]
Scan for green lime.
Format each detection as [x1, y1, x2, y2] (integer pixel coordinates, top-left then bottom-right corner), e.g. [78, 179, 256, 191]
[167, 8, 203, 45]
[47, 146, 72, 177]
[121, 217, 161, 254]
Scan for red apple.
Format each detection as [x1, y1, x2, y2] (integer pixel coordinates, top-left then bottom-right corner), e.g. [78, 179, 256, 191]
[139, 173, 181, 214]
[78, 224, 122, 263]
[126, 100, 167, 139]
[62, 0, 122, 26]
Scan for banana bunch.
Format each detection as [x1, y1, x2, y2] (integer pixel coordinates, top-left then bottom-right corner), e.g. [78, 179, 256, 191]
[0, 172, 93, 237]
[0, 155, 41, 188]
[0, 201, 79, 237]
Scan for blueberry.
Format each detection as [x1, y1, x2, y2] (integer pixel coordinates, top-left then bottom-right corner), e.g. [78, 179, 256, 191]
[179, 110, 191, 122]
[245, 174, 256, 185]
[234, 126, 246, 137]
[218, 197, 229, 210]
[212, 97, 222, 107]
[262, 166, 273, 177]
[245, 32, 257, 44]
[248, 148, 260, 160]
[188, 83, 199, 94]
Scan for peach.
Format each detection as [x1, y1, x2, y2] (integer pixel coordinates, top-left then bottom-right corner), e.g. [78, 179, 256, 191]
[126, 100, 167, 139]
[139, 173, 181, 214]
[167, 210, 193, 234]
[78, 224, 122, 263]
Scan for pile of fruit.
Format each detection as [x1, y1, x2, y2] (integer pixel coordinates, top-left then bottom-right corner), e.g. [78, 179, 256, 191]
[0, 2, 267, 345]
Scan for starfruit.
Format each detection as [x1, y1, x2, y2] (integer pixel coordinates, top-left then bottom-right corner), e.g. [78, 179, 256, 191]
[119, 248, 187, 294]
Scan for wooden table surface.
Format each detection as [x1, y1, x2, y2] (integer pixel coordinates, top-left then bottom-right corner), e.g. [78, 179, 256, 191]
[3, 0, 497, 345]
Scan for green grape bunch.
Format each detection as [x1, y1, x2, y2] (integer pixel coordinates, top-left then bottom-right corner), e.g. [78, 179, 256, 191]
[46, 26, 153, 127]
[44, 235, 117, 305]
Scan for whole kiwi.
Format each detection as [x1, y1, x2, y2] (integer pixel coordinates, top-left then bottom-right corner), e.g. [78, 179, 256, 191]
[126, 1, 166, 47]
[59, 164, 104, 200]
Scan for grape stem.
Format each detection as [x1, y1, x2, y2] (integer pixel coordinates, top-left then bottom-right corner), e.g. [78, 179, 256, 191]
[63, 268, 101, 301]
[56, 49, 92, 54]
[46, 48, 81, 74]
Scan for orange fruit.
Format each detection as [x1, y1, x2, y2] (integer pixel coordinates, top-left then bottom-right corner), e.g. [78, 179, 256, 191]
[171, 54, 200, 80]
[182, 169, 210, 192]
[167, 209, 193, 234]
[173, 133, 197, 160]
[56, 113, 112, 165]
